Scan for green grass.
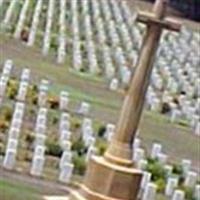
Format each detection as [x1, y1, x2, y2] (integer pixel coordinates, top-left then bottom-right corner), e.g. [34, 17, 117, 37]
[0, 33, 118, 110]
[0, 178, 42, 200]
[0, 33, 199, 169]
[49, 82, 120, 109]
[156, 194, 168, 200]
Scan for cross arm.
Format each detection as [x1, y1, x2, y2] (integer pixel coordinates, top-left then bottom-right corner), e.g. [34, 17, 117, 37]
[136, 11, 181, 32]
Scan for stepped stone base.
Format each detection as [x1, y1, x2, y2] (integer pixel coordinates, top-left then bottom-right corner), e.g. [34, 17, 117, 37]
[69, 156, 142, 200]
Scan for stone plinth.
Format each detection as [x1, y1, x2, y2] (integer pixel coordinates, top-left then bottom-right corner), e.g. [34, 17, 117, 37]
[70, 156, 142, 200]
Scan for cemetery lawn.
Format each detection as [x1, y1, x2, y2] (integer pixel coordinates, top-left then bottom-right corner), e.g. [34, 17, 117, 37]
[0, 178, 42, 200]
[0, 178, 167, 200]
[0, 33, 200, 170]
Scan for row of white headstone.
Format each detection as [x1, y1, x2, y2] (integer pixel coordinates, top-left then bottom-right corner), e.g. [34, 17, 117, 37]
[133, 138, 199, 200]
[2, 110, 199, 198]
[1, 108, 101, 183]
[2, 0, 198, 96]
[57, 0, 67, 64]
[1, 61, 30, 170]
[3, 102, 25, 170]
[14, 0, 30, 39]
[2, 0, 18, 26]
[16, 68, 30, 102]
[82, 0, 99, 74]
[0, 60, 96, 183]
[1, 0, 64, 64]
[72, 0, 82, 71]
[1, 102, 74, 183]
[76, 0, 136, 81]
[1, 82, 199, 197]
[31, 107, 73, 183]
[27, 0, 43, 47]
[0, 60, 30, 104]
[0, 59, 13, 105]
[108, 28, 199, 134]
[0, 59, 92, 116]
[42, 0, 55, 56]
[1, 0, 137, 81]
[0, 57, 198, 140]
[0, 58, 198, 176]
[141, 181, 200, 200]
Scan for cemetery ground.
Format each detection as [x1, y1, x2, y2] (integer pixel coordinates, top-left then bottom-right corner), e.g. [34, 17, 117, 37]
[0, 171, 166, 200]
[0, 1, 200, 197]
[0, 178, 42, 200]
[0, 168, 70, 200]
[0, 32, 199, 169]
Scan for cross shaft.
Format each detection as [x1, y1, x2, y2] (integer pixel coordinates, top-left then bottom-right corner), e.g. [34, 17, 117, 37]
[105, 0, 181, 166]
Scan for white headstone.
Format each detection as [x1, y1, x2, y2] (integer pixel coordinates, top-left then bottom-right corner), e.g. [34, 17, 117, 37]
[3, 149, 17, 170]
[21, 68, 30, 82]
[109, 78, 119, 91]
[60, 91, 69, 111]
[157, 153, 168, 165]
[133, 138, 141, 151]
[151, 143, 162, 159]
[164, 165, 173, 177]
[184, 171, 197, 188]
[60, 130, 71, 142]
[59, 151, 73, 169]
[34, 133, 47, 147]
[30, 156, 45, 177]
[59, 162, 74, 183]
[8, 127, 20, 140]
[6, 139, 18, 150]
[171, 190, 185, 200]
[82, 118, 92, 132]
[86, 146, 97, 162]
[195, 185, 200, 200]
[133, 148, 145, 163]
[78, 102, 90, 115]
[105, 123, 115, 141]
[165, 177, 178, 196]
[137, 159, 148, 170]
[142, 182, 157, 200]
[60, 140, 72, 151]
[181, 159, 191, 175]
[141, 171, 152, 190]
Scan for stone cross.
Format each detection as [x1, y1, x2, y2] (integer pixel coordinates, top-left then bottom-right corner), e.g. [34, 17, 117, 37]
[70, 1, 182, 200]
[105, 0, 181, 166]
